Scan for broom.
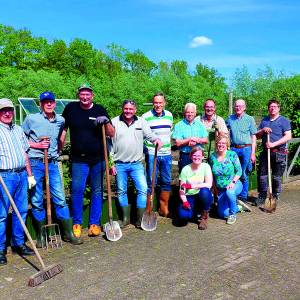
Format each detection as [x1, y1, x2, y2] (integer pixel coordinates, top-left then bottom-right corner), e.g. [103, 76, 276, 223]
[263, 133, 277, 213]
[0, 175, 63, 287]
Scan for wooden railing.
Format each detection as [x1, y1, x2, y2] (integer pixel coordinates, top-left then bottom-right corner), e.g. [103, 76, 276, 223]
[284, 137, 300, 182]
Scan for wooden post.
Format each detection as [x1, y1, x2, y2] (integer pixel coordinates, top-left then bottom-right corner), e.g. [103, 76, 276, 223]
[229, 91, 233, 115]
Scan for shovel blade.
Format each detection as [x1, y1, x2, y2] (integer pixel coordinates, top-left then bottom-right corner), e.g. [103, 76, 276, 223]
[263, 196, 277, 213]
[104, 221, 122, 242]
[141, 211, 158, 232]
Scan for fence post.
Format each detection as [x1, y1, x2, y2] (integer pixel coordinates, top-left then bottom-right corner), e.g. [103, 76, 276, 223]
[229, 91, 233, 115]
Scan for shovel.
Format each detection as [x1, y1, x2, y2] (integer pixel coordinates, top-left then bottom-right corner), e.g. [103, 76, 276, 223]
[263, 133, 277, 213]
[0, 175, 63, 287]
[141, 144, 158, 231]
[102, 126, 122, 241]
[40, 136, 62, 249]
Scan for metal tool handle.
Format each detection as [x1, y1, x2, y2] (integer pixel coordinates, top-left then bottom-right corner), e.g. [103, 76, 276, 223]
[267, 133, 272, 195]
[0, 175, 46, 269]
[102, 126, 113, 220]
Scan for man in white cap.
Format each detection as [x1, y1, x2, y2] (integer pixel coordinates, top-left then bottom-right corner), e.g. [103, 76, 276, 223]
[0, 98, 36, 265]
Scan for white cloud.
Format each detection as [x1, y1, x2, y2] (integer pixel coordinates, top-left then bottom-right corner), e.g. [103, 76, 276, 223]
[189, 36, 213, 48]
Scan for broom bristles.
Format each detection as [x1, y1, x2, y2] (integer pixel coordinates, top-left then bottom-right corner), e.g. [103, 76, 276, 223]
[28, 264, 63, 287]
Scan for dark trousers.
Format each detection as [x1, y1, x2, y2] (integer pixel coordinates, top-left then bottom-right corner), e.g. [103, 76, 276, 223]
[258, 151, 286, 194]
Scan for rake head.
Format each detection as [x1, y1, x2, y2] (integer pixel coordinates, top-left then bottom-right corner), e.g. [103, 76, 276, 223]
[41, 223, 63, 250]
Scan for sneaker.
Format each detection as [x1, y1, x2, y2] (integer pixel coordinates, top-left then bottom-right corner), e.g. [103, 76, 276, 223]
[88, 224, 101, 237]
[237, 199, 252, 212]
[227, 215, 237, 225]
[73, 224, 82, 238]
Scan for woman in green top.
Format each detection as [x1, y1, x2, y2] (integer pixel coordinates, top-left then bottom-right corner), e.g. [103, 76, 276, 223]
[178, 146, 213, 230]
[209, 134, 243, 225]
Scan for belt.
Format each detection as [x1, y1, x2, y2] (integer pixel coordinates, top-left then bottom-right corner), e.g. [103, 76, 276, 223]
[115, 160, 138, 164]
[232, 144, 251, 148]
[0, 167, 26, 173]
[180, 151, 190, 155]
[31, 157, 56, 163]
[270, 149, 288, 154]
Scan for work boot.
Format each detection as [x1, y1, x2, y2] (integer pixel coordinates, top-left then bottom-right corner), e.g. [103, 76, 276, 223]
[198, 211, 209, 230]
[0, 250, 7, 265]
[118, 205, 131, 228]
[11, 244, 34, 256]
[88, 224, 101, 237]
[35, 219, 46, 248]
[136, 208, 146, 228]
[61, 219, 83, 245]
[158, 191, 170, 217]
[256, 192, 267, 207]
[273, 193, 280, 202]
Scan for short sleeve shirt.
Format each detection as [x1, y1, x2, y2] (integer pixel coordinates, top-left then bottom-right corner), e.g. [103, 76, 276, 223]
[209, 150, 242, 189]
[172, 119, 208, 153]
[62, 101, 110, 163]
[179, 162, 211, 195]
[226, 113, 257, 145]
[259, 115, 291, 151]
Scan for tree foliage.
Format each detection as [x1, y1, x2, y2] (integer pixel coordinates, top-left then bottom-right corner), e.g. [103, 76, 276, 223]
[0, 23, 299, 137]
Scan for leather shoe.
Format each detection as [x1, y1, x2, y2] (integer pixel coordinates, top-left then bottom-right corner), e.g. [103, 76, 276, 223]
[11, 244, 34, 256]
[0, 251, 7, 265]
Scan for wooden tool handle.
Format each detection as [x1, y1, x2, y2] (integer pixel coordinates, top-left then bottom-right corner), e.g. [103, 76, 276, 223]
[267, 133, 272, 195]
[44, 148, 52, 225]
[0, 175, 46, 269]
[102, 126, 113, 220]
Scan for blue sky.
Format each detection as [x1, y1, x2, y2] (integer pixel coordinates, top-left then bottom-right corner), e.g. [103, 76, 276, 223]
[1, 0, 300, 82]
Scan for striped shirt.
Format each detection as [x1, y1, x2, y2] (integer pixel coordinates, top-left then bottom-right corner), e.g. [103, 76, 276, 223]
[142, 109, 173, 156]
[172, 118, 208, 153]
[0, 122, 29, 170]
[226, 113, 257, 145]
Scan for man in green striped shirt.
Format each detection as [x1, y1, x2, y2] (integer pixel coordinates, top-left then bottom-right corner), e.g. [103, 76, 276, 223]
[142, 93, 173, 217]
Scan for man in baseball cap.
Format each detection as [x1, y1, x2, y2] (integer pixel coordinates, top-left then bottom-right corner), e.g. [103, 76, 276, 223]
[22, 91, 82, 247]
[0, 98, 36, 264]
[60, 83, 115, 239]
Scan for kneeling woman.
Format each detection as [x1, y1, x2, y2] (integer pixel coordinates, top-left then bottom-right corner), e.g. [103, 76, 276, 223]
[209, 134, 242, 225]
[178, 147, 213, 230]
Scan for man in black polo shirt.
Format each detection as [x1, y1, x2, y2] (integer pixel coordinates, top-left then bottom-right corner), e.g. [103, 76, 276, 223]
[61, 83, 115, 240]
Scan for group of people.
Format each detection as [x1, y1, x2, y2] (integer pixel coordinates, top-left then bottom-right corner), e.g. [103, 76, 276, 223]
[0, 84, 291, 266]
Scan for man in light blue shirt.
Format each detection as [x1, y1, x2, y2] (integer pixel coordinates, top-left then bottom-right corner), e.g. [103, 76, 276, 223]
[23, 91, 82, 247]
[226, 99, 257, 202]
[172, 103, 208, 172]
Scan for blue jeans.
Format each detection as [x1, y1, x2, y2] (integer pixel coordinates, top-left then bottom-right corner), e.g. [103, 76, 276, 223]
[116, 162, 147, 208]
[30, 159, 70, 222]
[71, 161, 105, 225]
[217, 180, 243, 218]
[231, 146, 252, 199]
[178, 188, 213, 221]
[145, 154, 172, 194]
[0, 170, 28, 250]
